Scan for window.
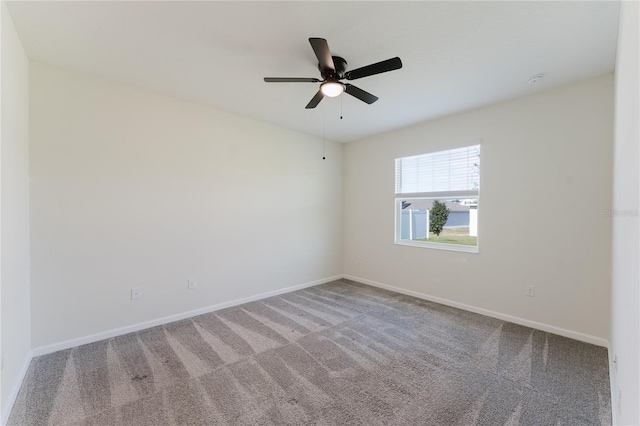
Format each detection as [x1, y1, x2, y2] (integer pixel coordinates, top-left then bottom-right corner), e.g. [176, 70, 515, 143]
[395, 143, 480, 253]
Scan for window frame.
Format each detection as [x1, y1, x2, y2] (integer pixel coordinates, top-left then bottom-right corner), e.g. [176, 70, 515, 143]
[394, 143, 481, 254]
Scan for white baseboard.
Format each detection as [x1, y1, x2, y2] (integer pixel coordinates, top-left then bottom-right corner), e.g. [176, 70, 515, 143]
[1, 351, 33, 426]
[608, 346, 618, 425]
[15, 273, 612, 424]
[32, 275, 342, 357]
[342, 274, 610, 348]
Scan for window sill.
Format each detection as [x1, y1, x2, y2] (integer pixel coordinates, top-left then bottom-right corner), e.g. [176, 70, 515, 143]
[395, 240, 479, 253]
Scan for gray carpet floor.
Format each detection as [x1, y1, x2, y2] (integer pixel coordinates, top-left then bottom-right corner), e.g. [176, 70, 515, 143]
[9, 279, 611, 425]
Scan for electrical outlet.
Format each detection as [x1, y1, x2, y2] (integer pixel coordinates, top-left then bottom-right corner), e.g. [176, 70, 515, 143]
[188, 280, 196, 290]
[131, 287, 141, 300]
[526, 285, 535, 297]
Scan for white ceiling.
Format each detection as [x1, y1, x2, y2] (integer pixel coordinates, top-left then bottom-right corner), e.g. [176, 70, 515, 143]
[6, 1, 620, 143]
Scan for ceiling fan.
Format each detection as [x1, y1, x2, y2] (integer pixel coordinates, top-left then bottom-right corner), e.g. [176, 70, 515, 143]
[264, 38, 403, 109]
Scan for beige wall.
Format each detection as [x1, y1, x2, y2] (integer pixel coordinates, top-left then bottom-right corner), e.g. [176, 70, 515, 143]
[29, 62, 343, 349]
[0, 1, 31, 421]
[344, 74, 613, 343]
[610, 1, 640, 424]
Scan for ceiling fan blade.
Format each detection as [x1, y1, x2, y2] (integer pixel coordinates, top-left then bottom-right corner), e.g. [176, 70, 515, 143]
[264, 77, 321, 83]
[309, 38, 335, 72]
[305, 90, 325, 109]
[344, 84, 378, 104]
[345, 57, 403, 80]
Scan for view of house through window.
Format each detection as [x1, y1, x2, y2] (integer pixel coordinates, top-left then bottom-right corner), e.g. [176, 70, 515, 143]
[395, 144, 480, 252]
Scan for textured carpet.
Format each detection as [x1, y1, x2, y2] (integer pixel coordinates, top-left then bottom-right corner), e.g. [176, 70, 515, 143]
[9, 279, 611, 425]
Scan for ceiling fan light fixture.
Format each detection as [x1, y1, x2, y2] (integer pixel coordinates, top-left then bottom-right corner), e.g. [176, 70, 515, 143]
[320, 81, 345, 97]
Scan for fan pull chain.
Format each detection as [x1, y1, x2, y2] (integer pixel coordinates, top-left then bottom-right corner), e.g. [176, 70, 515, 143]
[322, 105, 326, 160]
[340, 95, 343, 120]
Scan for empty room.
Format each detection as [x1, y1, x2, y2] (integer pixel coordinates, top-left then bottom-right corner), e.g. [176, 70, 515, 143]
[1, 1, 638, 425]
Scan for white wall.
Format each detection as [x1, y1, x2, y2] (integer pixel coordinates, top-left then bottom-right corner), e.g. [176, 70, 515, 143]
[344, 74, 613, 342]
[0, 1, 31, 421]
[610, 1, 639, 424]
[29, 62, 343, 349]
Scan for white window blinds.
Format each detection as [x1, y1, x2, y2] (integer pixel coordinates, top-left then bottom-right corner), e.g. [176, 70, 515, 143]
[395, 144, 480, 198]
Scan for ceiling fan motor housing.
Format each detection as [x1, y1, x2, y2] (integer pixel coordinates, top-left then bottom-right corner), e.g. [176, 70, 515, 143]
[320, 56, 348, 81]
